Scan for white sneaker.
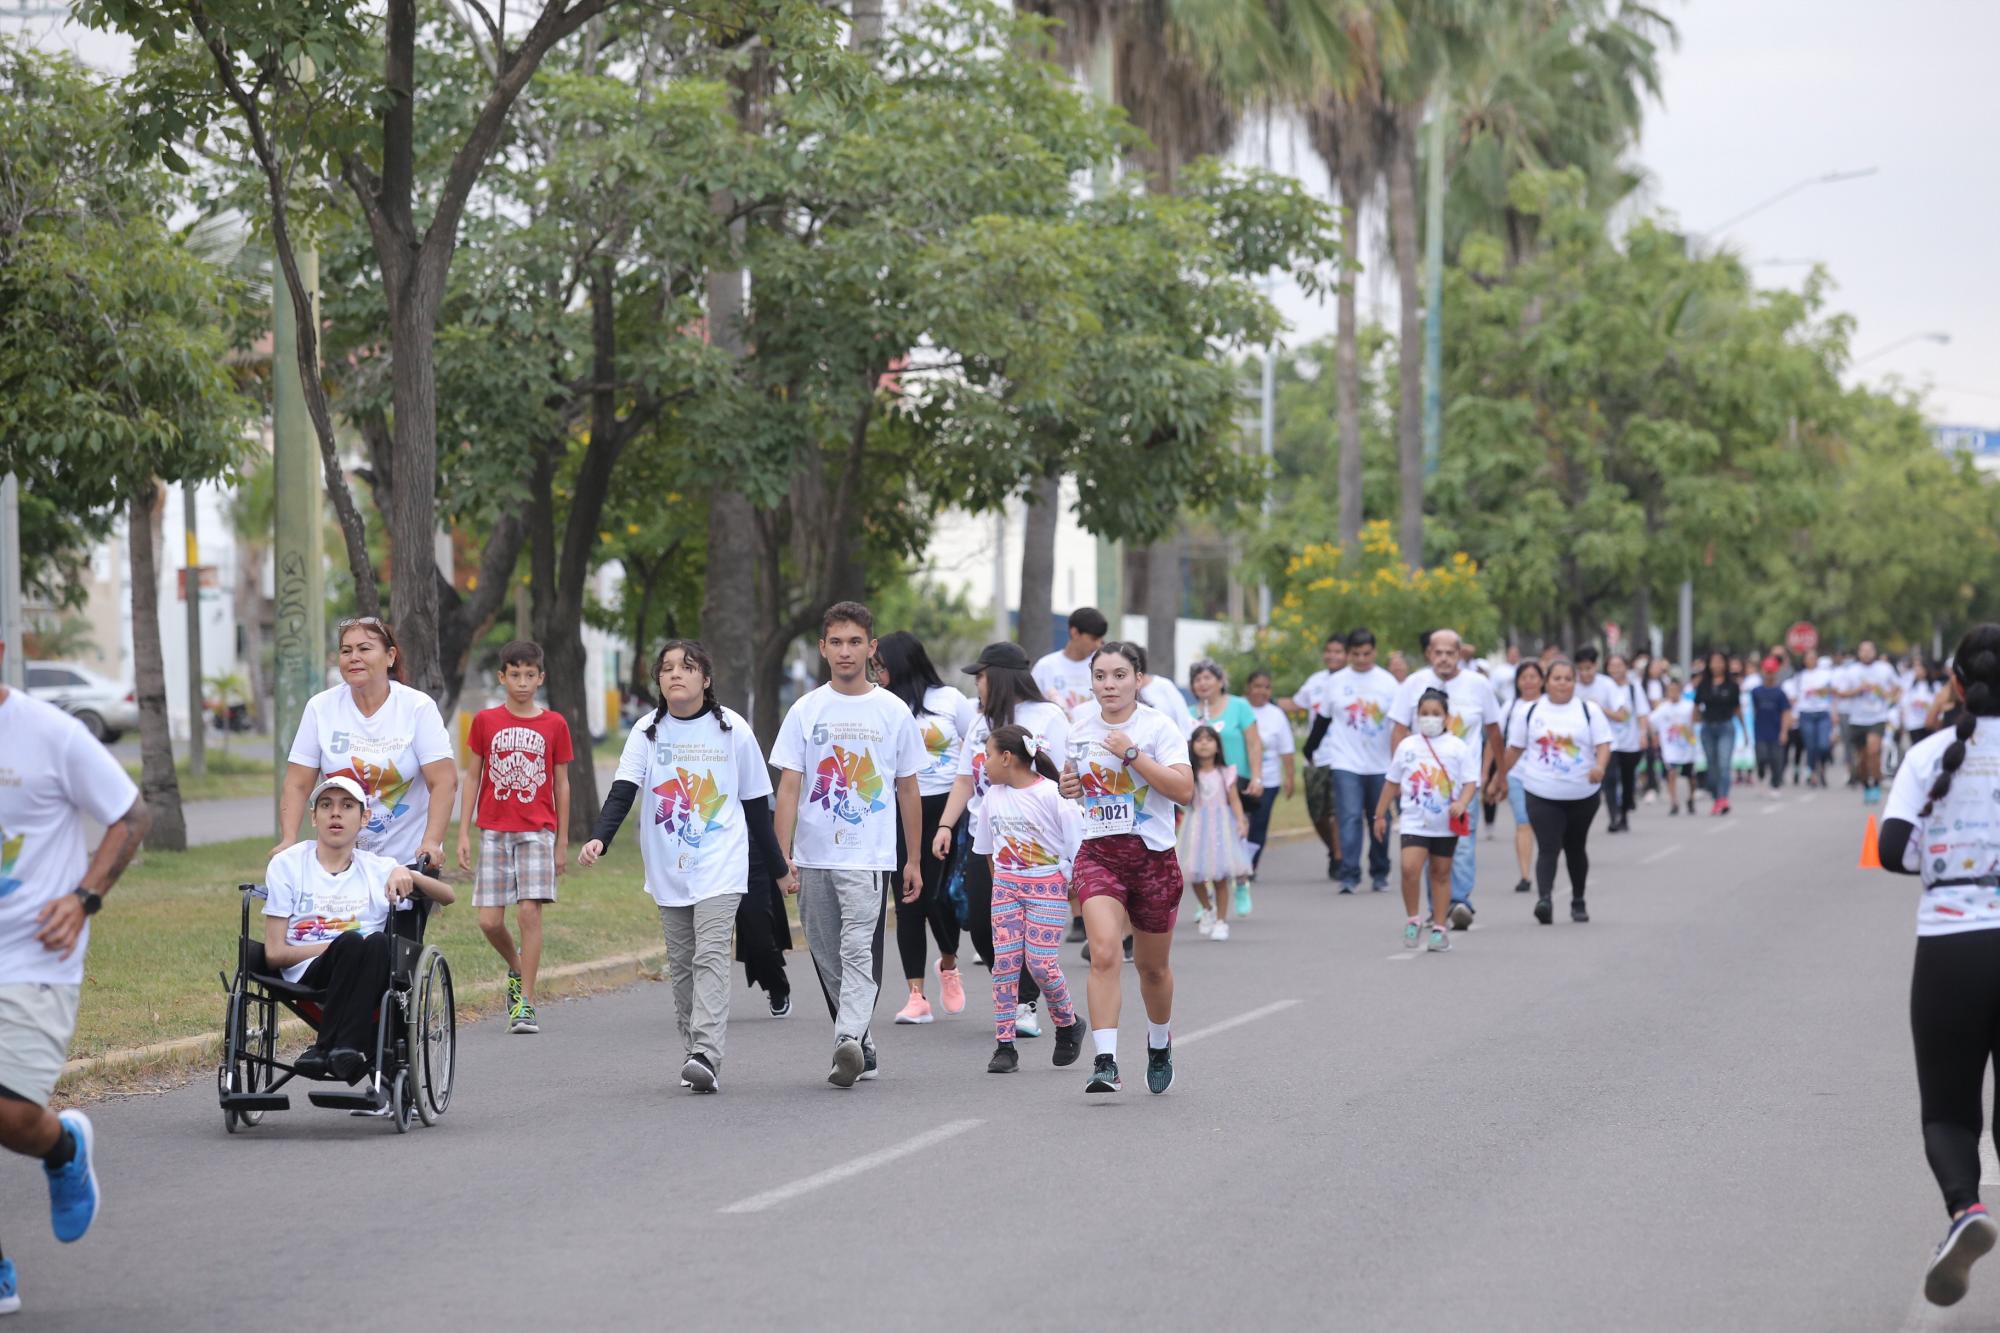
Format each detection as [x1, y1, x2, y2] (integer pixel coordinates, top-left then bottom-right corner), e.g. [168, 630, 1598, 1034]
[1014, 1002, 1042, 1038]
[1211, 920, 1231, 941]
[1197, 908, 1214, 937]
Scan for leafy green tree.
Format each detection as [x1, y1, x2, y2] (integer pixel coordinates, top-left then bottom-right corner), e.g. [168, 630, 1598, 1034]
[0, 39, 251, 849]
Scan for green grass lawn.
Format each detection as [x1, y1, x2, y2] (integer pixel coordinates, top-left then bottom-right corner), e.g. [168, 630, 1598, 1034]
[122, 750, 275, 802]
[74, 834, 668, 1060]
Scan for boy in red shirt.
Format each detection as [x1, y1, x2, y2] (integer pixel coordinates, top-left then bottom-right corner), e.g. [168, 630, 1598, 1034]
[457, 640, 573, 1034]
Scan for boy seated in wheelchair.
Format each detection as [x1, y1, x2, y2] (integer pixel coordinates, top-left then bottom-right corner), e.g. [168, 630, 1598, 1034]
[263, 776, 455, 1082]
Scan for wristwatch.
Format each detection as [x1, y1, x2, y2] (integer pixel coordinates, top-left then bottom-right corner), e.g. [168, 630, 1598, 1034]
[1123, 745, 1139, 763]
[72, 888, 103, 916]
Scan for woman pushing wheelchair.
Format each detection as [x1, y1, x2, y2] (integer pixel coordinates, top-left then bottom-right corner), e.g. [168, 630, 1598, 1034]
[264, 776, 455, 1083]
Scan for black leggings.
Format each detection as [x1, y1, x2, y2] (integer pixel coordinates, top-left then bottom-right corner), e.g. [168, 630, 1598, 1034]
[301, 929, 394, 1053]
[1912, 930, 2000, 1216]
[1525, 790, 1600, 901]
[895, 792, 963, 981]
[963, 852, 1038, 1005]
[1608, 751, 1641, 817]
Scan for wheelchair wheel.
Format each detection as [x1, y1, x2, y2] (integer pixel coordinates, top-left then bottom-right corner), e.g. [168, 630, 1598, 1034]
[219, 989, 274, 1134]
[410, 946, 455, 1125]
[391, 1069, 412, 1134]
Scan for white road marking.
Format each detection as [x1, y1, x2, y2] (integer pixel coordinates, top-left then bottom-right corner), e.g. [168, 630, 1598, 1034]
[1640, 843, 1683, 866]
[1710, 820, 1739, 835]
[1178, 998, 1301, 1045]
[1386, 954, 1414, 962]
[719, 1119, 984, 1214]
[1799, 791, 1820, 805]
[1761, 802, 1781, 816]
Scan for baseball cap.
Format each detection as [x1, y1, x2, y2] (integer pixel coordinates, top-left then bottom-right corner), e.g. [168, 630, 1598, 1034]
[963, 642, 1031, 675]
[310, 775, 369, 807]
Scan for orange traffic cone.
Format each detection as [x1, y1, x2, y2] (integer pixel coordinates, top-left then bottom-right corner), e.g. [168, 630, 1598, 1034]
[1859, 814, 1882, 870]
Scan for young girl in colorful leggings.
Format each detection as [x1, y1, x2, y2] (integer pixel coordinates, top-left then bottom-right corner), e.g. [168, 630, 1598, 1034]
[977, 724, 1084, 1072]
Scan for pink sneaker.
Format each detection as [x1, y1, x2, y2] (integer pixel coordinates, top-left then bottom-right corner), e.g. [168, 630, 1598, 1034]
[936, 960, 967, 1016]
[894, 991, 933, 1025]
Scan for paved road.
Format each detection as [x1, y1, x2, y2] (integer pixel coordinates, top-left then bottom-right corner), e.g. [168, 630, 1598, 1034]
[6, 785, 1978, 1330]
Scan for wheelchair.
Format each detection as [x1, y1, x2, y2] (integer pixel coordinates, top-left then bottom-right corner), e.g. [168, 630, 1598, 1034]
[217, 875, 456, 1135]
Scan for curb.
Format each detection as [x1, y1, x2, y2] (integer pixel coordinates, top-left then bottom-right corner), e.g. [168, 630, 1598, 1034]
[58, 945, 673, 1091]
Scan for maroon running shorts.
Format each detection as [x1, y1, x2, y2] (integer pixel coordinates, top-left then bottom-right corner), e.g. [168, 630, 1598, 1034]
[1073, 834, 1184, 935]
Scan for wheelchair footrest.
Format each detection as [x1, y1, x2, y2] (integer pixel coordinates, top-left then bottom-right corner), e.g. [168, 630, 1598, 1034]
[221, 1092, 290, 1112]
[306, 1090, 386, 1111]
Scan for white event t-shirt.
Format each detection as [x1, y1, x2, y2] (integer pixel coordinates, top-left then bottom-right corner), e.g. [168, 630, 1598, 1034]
[1385, 732, 1477, 838]
[1251, 702, 1295, 790]
[1506, 697, 1614, 801]
[288, 681, 454, 865]
[1318, 666, 1399, 776]
[1486, 660, 1520, 709]
[771, 685, 924, 872]
[1885, 719, 2000, 935]
[956, 699, 1069, 855]
[908, 686, 978, 798]
[1653, 698, 1698, 767]
[1901, 681, 1939, 734]
[0, 690, 140, 986]
[1138, 677, 1193, 736]
[982, 778, 1083, 880]
[1602, 677, 1651, 753]
[1032, 651, 1096, 720]
[1795, 665, 1835, 714]
[1840, 661, 1901, 727]
[1390, 668, 1501, 775]
[1067, 704, 1192, 852]
[1291, 668, 1338, 766]
[613, 706, 771, 906]
[262, 842, 404, 984]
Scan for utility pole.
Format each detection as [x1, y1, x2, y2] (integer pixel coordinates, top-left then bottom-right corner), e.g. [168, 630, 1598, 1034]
[0, 474, 22, 690]
[271, 248, 324, 838]
[183, 480, 207, 775]
[1087, 34, 1123, 632]
[1421, 92, 1446, 481]
[1258, 335, 1276, 628]
[1678, 579, 1693, 679]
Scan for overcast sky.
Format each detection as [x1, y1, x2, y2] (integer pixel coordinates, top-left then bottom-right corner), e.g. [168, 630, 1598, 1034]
[1264, 0, 2000, 428]
[13, 1, 1995, 426]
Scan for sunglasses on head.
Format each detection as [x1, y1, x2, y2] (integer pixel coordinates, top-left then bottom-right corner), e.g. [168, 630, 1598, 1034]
[337, 616, 387, 632]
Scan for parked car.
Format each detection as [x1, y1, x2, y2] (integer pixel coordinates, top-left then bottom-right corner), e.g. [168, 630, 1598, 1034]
[27, 662, 140, 742]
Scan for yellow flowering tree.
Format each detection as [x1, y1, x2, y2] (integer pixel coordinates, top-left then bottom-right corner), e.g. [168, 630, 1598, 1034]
[1218, 522, 1499, 689]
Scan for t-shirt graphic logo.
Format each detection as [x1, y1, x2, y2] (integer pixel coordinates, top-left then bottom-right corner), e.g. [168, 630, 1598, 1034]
[1079, 761, 1149, 823]
[1343, 698, 1386, 733]
[811, 723, 831, 746]
[330, 759, 413, 835]
[289, 913, 361, 944]
[328, 729, 351, 755]
[1535, 732, 1581, 766]
[0, 827, 22, 900]
[921, 720, 952, 768]
[995, 833, 1057, 871]
[1405, 762, 1450, 810]
[810, 746, 885, 825]
[654, 768, 727, 846]
[487, 725, 550, 803]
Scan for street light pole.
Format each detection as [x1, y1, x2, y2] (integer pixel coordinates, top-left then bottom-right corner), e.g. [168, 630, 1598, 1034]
[1854, 330, 1951, 366]
[1702, 167, 1879, 235]
[0, 474, 22, 690]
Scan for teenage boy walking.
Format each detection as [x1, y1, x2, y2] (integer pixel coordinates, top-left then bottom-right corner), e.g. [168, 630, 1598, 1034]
[458, 641, 573, 1034]
[772, 602, 927, 1087]
[0, 641, 150, 1316]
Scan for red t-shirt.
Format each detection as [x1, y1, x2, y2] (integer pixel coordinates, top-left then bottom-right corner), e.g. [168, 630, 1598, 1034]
[467, 706, 574, 833]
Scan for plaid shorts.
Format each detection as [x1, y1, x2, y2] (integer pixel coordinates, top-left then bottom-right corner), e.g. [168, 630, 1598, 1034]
[1304, 764, 1336, 823]
[476, 828, 558, 908]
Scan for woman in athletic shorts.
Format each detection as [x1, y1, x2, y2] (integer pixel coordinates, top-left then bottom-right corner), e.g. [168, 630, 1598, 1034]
[1058, 642, 1194, 1096]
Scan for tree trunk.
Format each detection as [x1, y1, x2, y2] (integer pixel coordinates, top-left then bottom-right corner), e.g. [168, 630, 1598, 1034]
[1143, 536, 1180, 687]
[1387, 113, 1425, 567]
[385, 292, 446, 702]
[849, 0, 884, 48]
[1335, 150, 1367, 546]
[1018, 474, 1061, 656]
[129, 484, 186, 851]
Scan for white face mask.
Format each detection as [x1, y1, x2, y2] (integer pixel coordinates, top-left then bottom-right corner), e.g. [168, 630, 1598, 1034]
[1416, 715, 1446, 738]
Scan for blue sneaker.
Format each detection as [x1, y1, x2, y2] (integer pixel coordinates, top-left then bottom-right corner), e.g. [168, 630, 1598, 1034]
[1927, 1204, 1998, 1307]
[44, 1110, 98, 1243]
[1233, 883, 1252, 917]
[0, 1256, 19, 1314]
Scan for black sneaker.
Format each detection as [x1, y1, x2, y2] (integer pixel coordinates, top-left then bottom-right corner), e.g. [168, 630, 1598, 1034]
[1146, 1042, 1174, 1094]
[1079, 940, 1090, 962]
[769, 990, 791, 1019]
[860, 1045, 879, 1081]
[1571, 899, 1590, 923]
[1534, 896, 1553, 925]
[1065, 916, 1086, 944]
[1449, 901, 1474, 930]
[1121, 936, 1134, 964]
[682, 1052, 718, 1093]
[1514, 878, 1531, 894]
[1085, 1053, 1122, 1093]
[987, 1042, 1019, 1074]
[1053, 1020, 1083, 1067]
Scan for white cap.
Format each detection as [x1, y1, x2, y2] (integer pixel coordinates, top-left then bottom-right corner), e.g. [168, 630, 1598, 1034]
[309, 775, 369, 807]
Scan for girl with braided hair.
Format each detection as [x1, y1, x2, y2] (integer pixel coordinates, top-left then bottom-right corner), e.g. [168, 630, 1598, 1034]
[1878, 623, 2000, 1306]
[579, 641, 789, 1093]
